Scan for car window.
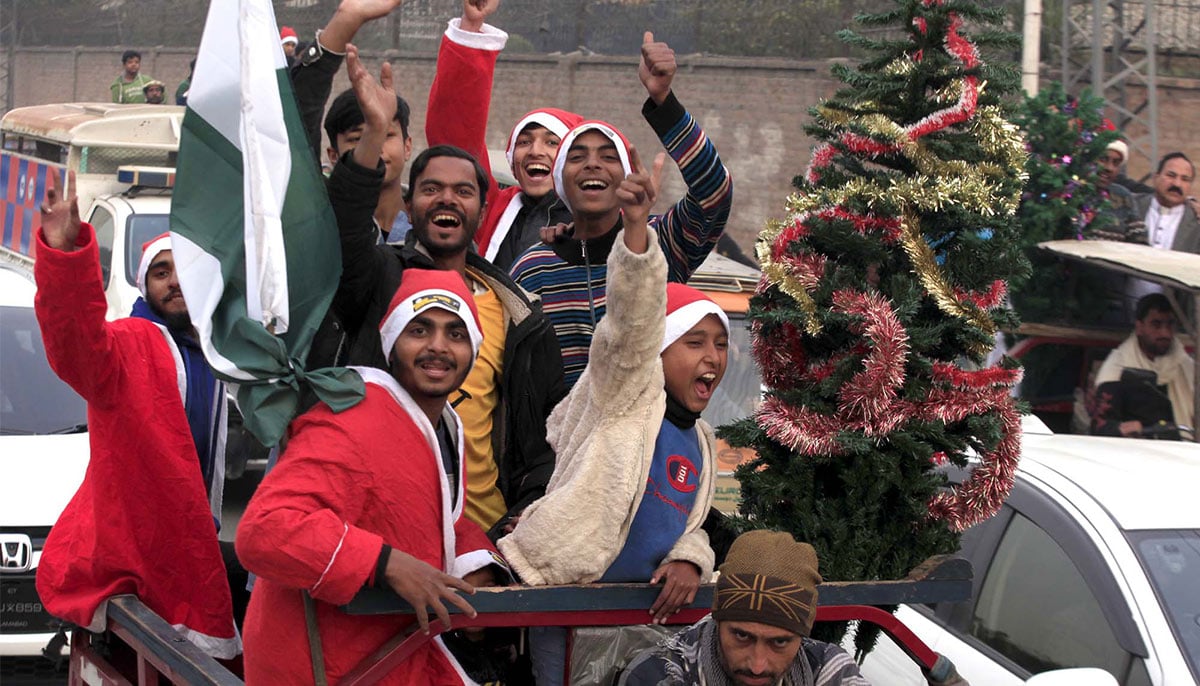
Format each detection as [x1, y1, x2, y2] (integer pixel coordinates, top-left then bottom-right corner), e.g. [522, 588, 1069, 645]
[0, 305, 88, 435]
[970, 511, 1132, 678]
[123, 214, 171, 287]
[700, 314, 760, 428]
[1129, 529, 1200, 682]
[90, 205, 116, 289]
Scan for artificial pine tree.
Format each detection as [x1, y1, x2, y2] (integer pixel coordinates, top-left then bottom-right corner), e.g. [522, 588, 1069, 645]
[720, 0, 1029, 653]
[1010, 82, 1120, 325]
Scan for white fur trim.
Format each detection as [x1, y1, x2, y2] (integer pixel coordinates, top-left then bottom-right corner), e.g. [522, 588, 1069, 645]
[551, 123, 632, 214]
[1107, 139, 1128, 162]
[445, 17, 508, 52]
[506, 112, 575, 167]
[379, 288, 483, 360]
[171, 623, 243, 660]
[280, 35, 298, 46]
[434, 636, 480, 685]
[136, 236, 173, 297]
[484, 194, 526, 262]
[662, 301, 730, 352]
[452, 549, 503, 579]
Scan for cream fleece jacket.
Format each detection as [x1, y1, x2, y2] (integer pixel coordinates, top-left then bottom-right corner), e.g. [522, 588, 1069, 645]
[497, 231, 716, 586]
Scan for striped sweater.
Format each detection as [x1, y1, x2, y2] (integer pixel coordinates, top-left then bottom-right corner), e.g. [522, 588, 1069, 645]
[509, 92, 733, 388]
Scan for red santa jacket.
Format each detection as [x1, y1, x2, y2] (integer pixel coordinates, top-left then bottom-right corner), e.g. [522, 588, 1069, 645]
[424, 19, 524, 261]
[32, 223, 238, 658]
[236, 367, 496, 685]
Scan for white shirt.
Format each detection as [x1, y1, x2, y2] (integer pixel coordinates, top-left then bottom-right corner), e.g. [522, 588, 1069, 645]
[1146, 198, 1185, 249]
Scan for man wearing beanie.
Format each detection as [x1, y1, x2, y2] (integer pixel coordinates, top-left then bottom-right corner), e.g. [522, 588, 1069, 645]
[427, 0, 732, 274]
[32, 171, 238, 658]
[621, 530, 870, 686]
[1089, 137, 1139, 238]
[498, 149, 724, 684]
[237, 268, 508, 685]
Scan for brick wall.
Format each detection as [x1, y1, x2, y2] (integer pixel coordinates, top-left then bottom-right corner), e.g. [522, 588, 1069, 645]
[10, 46, 1199, 255]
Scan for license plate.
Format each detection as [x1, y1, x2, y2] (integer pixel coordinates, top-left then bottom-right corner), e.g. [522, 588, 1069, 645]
[0, 575, 58, 634]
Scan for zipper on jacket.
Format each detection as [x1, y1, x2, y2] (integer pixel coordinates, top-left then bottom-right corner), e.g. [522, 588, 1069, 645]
[582, 238, 597, 328]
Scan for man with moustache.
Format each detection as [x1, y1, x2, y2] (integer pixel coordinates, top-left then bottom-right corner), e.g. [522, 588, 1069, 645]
[326, 50, 564, 539]
[32, 169, 238, 656]
[1124, 152, 1200, 314]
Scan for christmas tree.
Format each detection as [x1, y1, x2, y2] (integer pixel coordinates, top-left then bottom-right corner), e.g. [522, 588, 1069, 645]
[1010, 83, 1120, 324]
[721, 0, 1029, 652]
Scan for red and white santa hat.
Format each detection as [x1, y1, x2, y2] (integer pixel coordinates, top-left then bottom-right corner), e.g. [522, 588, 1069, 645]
[505, 108, 585, 168]
[551, 120, 634, 213]
[136, 232, 173, 297]
[662, 283, 730, 352]
[279, 26, 299, 47]
[379, 268, 484, 360]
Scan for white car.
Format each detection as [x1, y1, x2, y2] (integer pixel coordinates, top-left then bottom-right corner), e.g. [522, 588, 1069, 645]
[0, 264, 88, 667]
[858, 419, 1200, 685]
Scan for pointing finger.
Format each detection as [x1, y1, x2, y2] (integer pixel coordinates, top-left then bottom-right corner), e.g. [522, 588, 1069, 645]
[650, 152, 666, 196]
[380, 60, 393, 91]
[643, 31, 654, 45]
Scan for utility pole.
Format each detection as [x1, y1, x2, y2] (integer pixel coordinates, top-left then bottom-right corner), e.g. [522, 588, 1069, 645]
[0, 0, 16, 114]
[1061, 0, 1159, 179]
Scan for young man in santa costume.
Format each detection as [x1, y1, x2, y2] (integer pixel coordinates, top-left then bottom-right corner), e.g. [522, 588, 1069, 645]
[426, 0, 732, 273]
[33, 169, 238, 658]
[236, 268, 507, 685]
[498, 146, 727, 685]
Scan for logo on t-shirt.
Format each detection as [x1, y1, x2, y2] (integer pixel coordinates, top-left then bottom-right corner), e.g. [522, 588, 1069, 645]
[666, 455, 698, 493]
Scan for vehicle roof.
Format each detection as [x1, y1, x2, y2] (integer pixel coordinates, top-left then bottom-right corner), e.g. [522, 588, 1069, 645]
[1021, 432, 1200, 530]
[1040, 239, 1200, 293]
[2, 103, 183, 149]
[0, 264, 36, 307]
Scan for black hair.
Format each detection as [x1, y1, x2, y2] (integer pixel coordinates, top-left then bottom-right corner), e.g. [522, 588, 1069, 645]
[122, 50, 141, 64]
[1156, 151, 1195, 176]
[404, 145, 489, 204]
[322, 87, 410, 149]
[1135, 293, 1173, 321]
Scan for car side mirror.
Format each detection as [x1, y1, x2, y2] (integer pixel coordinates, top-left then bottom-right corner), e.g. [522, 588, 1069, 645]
[1025, 668, 1119, 686]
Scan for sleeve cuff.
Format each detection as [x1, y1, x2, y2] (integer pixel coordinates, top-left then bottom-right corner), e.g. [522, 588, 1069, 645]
[445, 17, 509, 51]
[452, 548, 514, 584]
[642, 91, 686, 137]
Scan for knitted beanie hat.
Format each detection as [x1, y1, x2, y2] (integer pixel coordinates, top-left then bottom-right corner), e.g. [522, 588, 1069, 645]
[505, 108, 585, 168]
[136, 232, 172, 297]
[1107, 139, 1128, 162]
[379, 268, 483, 360]
[551, 120, 633, 213]
[713, 530, 822, 637]
[663, 283, 729, 352]
[279, 26, 299, 46]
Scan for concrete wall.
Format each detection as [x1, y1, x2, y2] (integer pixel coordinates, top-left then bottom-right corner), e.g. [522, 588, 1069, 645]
[11, 46, 1200, 254]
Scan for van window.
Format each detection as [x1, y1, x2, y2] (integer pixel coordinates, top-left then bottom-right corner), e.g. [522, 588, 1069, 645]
[123, 215, 172, 287]
[80, 146, 175, 174]
[90, 206, 116, 289]
[970, 512, 1130, 677]
[700, 314, 761, 428]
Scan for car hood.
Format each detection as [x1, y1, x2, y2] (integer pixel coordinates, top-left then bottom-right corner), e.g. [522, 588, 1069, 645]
[1, 433, 89, 527]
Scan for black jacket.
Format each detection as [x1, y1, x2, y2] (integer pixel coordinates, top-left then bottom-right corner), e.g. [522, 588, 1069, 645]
[315, 154, 566, 539]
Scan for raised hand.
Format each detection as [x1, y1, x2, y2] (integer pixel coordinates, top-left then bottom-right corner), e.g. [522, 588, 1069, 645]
[616, 146, 666, 253]
[648, 560, 700, 624]
[346, 44, 397, 169]
[383, 548, 478, 635]
[338, 0, 405, 23]
[40, 167, 82, 252]
[460, 0, 500, 32]
[638, 31, 676, 106]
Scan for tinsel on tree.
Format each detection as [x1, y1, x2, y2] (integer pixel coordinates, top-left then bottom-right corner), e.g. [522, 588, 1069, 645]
[1010, 82, 1120, 324]
[721, 0, 1029, 652]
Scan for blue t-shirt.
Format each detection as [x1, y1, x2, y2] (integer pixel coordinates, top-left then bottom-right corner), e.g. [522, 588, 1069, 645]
[601, 420, 704, 582]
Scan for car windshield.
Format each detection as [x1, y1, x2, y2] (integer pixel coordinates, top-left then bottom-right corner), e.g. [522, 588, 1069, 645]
[700, 314, 762, 428]
[0, 305, 88, 435]
[1128, 529, 1200, 681]
[123, 214, 172, 287]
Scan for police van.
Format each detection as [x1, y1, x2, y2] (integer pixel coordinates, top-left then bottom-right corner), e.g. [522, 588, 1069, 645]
[1, 102, 181, 321]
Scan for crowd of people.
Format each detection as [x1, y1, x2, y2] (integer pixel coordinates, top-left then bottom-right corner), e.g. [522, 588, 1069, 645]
[41, 0, 881, 683]
[35, 0, 1197, 682]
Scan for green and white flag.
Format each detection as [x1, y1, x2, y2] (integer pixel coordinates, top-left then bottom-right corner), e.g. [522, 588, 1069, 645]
[171, 0, 363, 446]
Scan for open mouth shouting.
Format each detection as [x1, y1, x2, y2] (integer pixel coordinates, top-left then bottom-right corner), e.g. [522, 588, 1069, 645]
[694, 371, 718, 401]
[430, 208, 464, 230]
[524, 162, 551, 181]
